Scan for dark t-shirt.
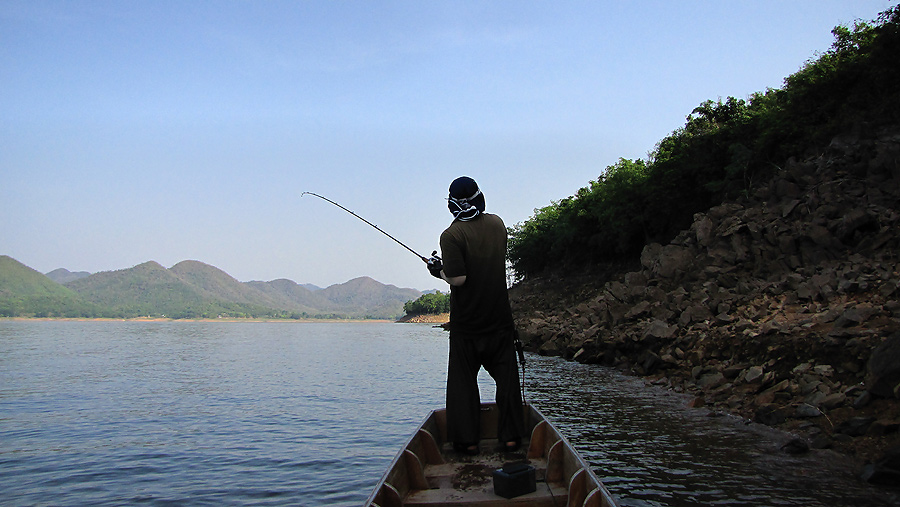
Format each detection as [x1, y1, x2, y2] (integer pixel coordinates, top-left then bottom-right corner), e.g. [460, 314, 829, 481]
[439, 213, 514, 334]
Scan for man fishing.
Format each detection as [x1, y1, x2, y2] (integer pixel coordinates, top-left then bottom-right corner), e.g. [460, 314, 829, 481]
[427, 176, 525, 455]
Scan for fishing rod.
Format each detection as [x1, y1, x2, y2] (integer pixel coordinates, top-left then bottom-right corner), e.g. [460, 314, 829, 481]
[301, 192, 433, 263]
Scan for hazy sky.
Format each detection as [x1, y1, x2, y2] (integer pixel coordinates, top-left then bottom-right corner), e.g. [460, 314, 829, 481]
[2, 1, 893, 291]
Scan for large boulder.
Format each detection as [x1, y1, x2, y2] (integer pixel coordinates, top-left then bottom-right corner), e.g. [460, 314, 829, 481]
[641, 243, 694, 279]
[861, 446, 900, 486]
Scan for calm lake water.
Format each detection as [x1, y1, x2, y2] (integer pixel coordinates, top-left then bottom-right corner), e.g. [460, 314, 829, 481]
[1, 321, 895, 506]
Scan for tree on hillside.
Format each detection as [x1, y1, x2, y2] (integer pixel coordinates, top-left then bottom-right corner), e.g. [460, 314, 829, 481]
[508, 6, 900, 280]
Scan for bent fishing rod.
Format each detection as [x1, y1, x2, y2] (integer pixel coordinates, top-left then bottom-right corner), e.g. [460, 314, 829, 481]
[301, 192, 433, 263]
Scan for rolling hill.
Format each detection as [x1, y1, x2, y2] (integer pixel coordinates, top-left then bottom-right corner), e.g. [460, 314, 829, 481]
[0, 256, 422, 319]
[45, 268, 91, 284]
[0, 256, 102, 317]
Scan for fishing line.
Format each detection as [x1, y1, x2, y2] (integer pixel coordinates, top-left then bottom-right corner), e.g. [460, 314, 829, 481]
[301, 192, 432, 263]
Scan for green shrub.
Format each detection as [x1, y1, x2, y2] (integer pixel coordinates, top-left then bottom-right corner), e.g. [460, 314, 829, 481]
[404, 292, 450, 315]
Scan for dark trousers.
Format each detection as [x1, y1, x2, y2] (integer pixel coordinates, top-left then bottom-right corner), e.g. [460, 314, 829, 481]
[446, 327, 525, 445]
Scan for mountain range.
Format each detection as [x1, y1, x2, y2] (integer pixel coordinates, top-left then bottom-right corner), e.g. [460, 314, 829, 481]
[0, 255, 423, 320]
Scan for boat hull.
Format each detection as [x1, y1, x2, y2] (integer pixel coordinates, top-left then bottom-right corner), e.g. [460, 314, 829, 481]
[365, 403, 617, 506]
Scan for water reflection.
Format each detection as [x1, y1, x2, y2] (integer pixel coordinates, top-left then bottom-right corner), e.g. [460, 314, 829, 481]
[523, 354, 897, 507]
[0, 321, 452, 507]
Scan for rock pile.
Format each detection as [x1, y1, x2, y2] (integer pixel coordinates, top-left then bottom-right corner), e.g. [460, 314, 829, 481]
[397, 312, 450, 324]
[511, 126, 900, 482]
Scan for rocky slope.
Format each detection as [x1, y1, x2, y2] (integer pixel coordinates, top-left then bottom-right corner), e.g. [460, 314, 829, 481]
[510, 126, 900, 485]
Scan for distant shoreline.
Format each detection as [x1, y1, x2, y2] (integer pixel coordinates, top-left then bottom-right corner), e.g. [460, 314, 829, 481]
[3, 313, 452, 324]
[1, 317, 396, 323]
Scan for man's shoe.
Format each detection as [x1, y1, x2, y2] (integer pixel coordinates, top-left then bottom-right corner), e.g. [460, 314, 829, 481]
[502, 439, 521, 453]
[453, 442, 479, 455]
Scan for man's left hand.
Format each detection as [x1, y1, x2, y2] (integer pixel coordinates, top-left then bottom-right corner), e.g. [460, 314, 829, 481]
[427, 258, 443, 279]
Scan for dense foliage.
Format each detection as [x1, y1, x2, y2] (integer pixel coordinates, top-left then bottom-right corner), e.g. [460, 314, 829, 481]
[508, 7, 900, 278]
[403, 291, 450, 315]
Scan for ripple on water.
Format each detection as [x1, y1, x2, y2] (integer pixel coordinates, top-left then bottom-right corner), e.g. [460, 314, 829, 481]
[2, 322, 897, 506]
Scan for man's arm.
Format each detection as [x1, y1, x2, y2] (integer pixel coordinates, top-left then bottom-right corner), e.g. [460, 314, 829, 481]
[442, 273, 466, 286]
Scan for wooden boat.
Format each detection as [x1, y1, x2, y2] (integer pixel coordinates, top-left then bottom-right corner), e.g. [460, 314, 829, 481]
[365, 403, 618, 506]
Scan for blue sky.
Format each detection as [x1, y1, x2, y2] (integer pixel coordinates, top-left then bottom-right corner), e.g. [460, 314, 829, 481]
[1, 1, 894, 291]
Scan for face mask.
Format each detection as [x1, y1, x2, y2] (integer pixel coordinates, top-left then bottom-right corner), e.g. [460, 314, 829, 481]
[447, 188, 482, 221]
